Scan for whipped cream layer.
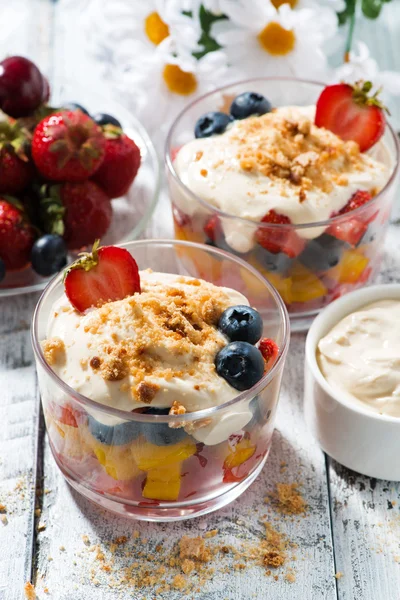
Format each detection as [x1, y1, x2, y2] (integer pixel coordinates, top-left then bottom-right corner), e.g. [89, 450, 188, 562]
[44, 270, 253, 444]
[318, 300, 400, 418]
[174, 106, 392, 252]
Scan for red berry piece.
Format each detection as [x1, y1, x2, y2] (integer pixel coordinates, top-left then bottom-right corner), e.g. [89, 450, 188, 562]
[0, 196, 35, 270]
[32, 111, 106, 182]
[258, 338, 279, 370]
[0, 56, 46, 118]
[64, 241, 141, 312]
[327, 190, 373, 246]
[315, 81, 386, 152]
[92, 126, 141, 198]
[0, 121, 33, 194]
[40, 181, 112, 250]
[255, 210, 305, 258]
[204, 214, 223, 243]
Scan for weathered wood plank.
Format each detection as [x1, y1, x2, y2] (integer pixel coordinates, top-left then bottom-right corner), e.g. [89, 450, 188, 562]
[0, 295, 40, 600]
[0, 1, 53, 597]
[328, 223, 400, 600]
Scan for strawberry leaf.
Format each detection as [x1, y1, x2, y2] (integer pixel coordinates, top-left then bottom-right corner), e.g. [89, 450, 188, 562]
[39, 184, 66, 236]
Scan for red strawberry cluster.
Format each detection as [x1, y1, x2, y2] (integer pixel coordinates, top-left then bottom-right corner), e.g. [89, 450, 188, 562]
[0, 56, 141, 283]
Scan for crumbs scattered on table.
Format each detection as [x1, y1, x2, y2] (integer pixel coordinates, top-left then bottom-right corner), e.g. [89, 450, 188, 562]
[24, 582, 36, 599]
[266, 482, 307, 516]
[335, 571, 344, 579]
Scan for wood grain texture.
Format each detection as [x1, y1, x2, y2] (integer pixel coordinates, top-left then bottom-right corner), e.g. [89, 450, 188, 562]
[0, 295, 40, 600]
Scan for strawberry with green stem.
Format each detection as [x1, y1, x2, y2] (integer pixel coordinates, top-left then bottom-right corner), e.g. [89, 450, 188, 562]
[64, 240, 141, 312]
[92, 124, 141, 198]
[0, 196, 35, 270]
[32, 110, 106, 181]
[0, 121, 33, 194]
[40, 180, 112, 250]
[315, 81, 387, 152]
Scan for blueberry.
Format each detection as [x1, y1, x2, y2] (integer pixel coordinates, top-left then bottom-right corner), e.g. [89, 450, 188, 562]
[230, 92, 272, 120]
[218, 305, 263, 345]
[62, 102, 90, 115]
[195, 111, 233, 138]
[254, 246, 294, 275]
[31, 235, 68, 277]
[0, 258, 5, 283]
[92, 112, 121, 128]
[299, 233, 348, 272]
[88, 414, 141, 446]
[216, 342, 265, 391]
[141, 408, 187, 446]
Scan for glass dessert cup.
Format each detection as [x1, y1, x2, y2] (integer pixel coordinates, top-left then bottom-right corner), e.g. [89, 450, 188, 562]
[165, 78, 400, 331]
[32, 240, 289, 521]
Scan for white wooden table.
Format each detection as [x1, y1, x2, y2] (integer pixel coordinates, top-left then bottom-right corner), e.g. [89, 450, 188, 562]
[1, 2, 400, 598]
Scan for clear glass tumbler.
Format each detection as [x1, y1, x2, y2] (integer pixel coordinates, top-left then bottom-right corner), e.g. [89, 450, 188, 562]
[32, 240, 289, 521]
[165, 78, 400, 331]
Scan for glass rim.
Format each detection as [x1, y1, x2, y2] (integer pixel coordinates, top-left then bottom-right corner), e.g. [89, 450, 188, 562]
[165, 76, 400, 230]
[31, 238, 290, 424]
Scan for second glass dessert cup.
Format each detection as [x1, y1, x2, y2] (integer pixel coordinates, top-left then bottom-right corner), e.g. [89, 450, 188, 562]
[165, 78, 400, 331]
[32, 240, 289, 521]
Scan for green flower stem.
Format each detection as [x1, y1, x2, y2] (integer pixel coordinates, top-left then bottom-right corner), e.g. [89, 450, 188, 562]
[344, 0, 357, 61]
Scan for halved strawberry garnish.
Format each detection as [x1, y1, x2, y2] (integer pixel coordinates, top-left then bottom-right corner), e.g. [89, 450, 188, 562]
[327, 190, 373, 246]
[255, 210, 305, 258]
[258, 338, 279, 370]
[64, 240, 141, 312]
[315, 81, 387, 152]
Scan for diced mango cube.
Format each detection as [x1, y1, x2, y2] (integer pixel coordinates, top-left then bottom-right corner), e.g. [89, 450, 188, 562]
[326, 249, 369, 284]
[241, 263, 293, 305]
[131, 438, 196, 471]
[143, 477, 181, 501]
[224, 439, 256, 470]
[93, 443, 140, 481]
[289, 262, 327, 303]
[143, 463, 182, 501]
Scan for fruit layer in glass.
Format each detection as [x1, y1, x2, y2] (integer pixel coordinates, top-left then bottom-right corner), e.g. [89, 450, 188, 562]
[32, 240, 289, 521]
[165, 79, 400, 331]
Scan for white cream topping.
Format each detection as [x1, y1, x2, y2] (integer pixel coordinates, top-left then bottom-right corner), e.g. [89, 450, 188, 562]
[318, 300, 400, 417]
[45, 270, 254, 444]
[174, 106, 392, 252]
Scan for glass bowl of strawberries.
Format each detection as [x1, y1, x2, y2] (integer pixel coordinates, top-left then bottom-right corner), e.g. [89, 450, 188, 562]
[165, 78, 400, 330]
[32, 239, 289, 521]
[0, 56, 160, 297]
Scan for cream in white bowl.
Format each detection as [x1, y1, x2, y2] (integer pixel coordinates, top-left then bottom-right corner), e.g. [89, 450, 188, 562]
[305, 284, 400, 480]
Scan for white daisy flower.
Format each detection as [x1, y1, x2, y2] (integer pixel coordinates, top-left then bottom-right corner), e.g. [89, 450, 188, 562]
[212, 0, 337, 80]
[83, 0, 201, 59]
[112, 39, 231, 146]
[334, 42, 400, 97]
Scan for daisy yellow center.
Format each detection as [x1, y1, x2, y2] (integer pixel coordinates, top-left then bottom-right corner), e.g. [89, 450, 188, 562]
[271, 0, 298, 8]
[163, 64, 198, 96]
[257, 22, 296, 56]
[145, 11, 169, 45]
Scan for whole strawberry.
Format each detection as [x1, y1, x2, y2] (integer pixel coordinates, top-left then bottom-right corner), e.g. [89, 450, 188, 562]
[40, 181, 112, 250]
[0, 121, 33, 194]
[32, 111, 106, 182]
[92, 125, 141, 198]
[0, 197, 35, 270]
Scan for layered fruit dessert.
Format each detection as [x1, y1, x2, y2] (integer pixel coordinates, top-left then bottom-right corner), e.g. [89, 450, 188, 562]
[40, 242, 280, 506]
[169, 81, 396, 320]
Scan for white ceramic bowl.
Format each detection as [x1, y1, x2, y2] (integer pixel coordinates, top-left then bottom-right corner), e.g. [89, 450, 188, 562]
[304, 284, 400, 481]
